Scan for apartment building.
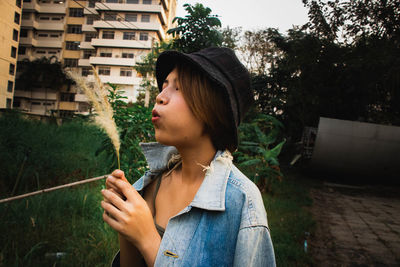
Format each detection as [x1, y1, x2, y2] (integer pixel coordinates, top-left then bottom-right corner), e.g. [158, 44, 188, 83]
[0, 0, 22, 109]
[13, 0, 176, 117]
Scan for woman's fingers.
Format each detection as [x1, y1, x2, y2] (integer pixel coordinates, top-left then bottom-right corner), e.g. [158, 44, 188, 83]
[111, 169, 128, 182]
[107, 176, 141, 202]
[101, 189, 127, 211]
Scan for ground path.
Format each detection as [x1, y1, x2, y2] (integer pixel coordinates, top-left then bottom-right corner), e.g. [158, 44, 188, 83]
[310, 182, 400, 266]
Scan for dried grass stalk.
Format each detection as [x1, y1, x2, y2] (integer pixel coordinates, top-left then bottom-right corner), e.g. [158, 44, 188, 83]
[66, 67, 121, 169]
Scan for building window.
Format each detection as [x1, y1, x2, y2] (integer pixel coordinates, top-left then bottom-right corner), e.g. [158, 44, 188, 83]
[36, 50, 46, 54]
[83, 50, 94, 59]
[64, 58, 78, 67]
[60, 93, 75, 102]
[8, 81, 14, 93]
[141, 14, 150, 22]
[104, 12, 117, 21]
[16, 0, 22, 8]
[67, 25, 82, 34]
[66, 41, 80, 50]
[127, 0, 139, 3]
[120, 68, 132, 77]
[7, 99, 12, 109]
[14, 12, 20, 25]
[88, 0, 100, 8]
[38, 33, 48, 37]
[9, 64, 15, 75]
[23, 0, 31, 2]
[13, 99, 21, 108]
[20, 29, 28, 38]
[105, 0, 118, 3]
[98, 67, 110, 76]
[102, 31, 114, 39]
[48, 51, 57, 54]
[22, 13, 30, 20]
[85, 33, 97, 42]
[122, 53, 134, 58]
[82, 67, 92, 77]
[39, 16, 50, 20]
[69, 8, 84, 17]
[18, 46, 26, 55]
[143, 0, 151, 4]
[100, 52, 112, 57]
[139, 32, 148, 41]
[13, 29, 18, 41]
[123, 32, 135, 40]
[32, 102, 41, 105]
[50, 34, 59, 38]
[125, 14, 137, 22]
[86, 15, 96, 25]
[11, 47, 17, 58]
[52, 17, 62, 21]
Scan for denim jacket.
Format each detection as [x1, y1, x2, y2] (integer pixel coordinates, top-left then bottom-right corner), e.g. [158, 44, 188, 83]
[112, 142, 276, 267]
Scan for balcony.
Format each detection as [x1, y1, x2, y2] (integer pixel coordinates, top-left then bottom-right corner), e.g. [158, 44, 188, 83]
[95, 3, 166, 24]
[59, 101, 78, 111]
[80, 42, 95, 49]
[89, 56, 136, 66]
[93, 21, 165, 39]
[91, 38, 152, 49]
[21, 20, 64, 31]
[21, 2, 66, 14]
[87, 74, 141, 85]
[78, 59, 91, 66]
[14, 90, 57, 101]
[36, 40, 63, 48]
[75, 93, 88, 102]
[82, 24, 96, 32]
[84, 7, 98, 15]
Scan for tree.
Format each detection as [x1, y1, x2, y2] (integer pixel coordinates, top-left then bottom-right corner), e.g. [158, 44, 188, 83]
[15, 57, 70, 91]
[134, 41, 173, 107]
[167, 3, 222, 53]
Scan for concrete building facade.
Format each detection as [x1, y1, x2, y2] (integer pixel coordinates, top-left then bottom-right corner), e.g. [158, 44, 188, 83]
[11, 0, 176, 117]
[0, 0, 22, 109]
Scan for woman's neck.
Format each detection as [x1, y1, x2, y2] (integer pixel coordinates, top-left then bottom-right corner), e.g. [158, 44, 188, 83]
[175, 138, 216, 185]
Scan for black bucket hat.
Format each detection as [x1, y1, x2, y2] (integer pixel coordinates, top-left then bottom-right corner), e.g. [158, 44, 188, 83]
[155, 47, 253, 148]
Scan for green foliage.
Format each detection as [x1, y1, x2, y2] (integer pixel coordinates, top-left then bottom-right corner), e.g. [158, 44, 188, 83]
[0, 182, 118, 266]
[234, 114, 286, 192]
[95, 84, 155, 182]
[263, 170, 315, 266]
[167, 3, 222, 53]
[15, 57, 70, 91]
[134, 41, 172, 107]
[0, 111, 109, 197]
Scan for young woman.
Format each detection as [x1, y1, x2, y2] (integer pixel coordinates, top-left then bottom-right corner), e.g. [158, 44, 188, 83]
[101, 47, 276, 267]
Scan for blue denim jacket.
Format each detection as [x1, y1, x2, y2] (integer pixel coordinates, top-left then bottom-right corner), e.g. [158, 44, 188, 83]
[112, 142, 276, 266]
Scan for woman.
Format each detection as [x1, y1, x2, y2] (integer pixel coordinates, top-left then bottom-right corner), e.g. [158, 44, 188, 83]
[101, 47, 276, 266]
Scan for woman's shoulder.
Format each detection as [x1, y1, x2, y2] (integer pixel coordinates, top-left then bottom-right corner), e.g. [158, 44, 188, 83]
[225, 164, 269, 229]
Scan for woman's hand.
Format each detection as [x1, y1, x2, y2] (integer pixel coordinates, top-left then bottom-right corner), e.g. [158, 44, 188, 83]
[101, 175, 161, 261]
[105, 169, 128, 200]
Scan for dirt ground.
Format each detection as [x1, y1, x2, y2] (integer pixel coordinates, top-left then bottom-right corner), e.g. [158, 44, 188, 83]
[309, 182, 400, 266]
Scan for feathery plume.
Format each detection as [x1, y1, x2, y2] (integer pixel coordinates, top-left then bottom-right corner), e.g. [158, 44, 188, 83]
[66, 67, 121, 169]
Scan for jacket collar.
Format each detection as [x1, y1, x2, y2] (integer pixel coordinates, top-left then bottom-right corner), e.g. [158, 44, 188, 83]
[136, 142, 233, 211]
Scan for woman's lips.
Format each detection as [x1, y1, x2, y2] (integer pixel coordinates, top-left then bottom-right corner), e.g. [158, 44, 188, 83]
[152, 110, 160, 123]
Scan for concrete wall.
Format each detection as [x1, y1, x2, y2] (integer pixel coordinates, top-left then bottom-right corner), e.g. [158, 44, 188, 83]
[311, 117, 400, 181]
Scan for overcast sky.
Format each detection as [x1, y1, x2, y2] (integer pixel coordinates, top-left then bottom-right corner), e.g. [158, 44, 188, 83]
[176, 0, 310, 33]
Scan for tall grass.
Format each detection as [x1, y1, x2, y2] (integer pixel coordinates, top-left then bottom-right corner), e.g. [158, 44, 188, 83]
[0, 182, 118, 266]
[264, 168, 315, 266]
[0, 111, 109, 197]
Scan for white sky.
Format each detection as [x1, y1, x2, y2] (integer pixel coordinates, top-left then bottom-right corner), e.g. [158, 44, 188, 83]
[176, 0, 310, 33]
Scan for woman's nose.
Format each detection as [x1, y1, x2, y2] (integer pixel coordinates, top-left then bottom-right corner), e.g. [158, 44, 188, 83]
[155, 90, 168, 105]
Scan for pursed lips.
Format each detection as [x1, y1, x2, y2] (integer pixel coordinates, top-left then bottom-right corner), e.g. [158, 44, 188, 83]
[152, 109, 161, 123]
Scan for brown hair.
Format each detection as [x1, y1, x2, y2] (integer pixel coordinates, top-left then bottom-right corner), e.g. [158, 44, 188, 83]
[175, 61, 237, 152]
